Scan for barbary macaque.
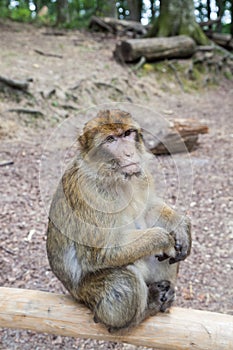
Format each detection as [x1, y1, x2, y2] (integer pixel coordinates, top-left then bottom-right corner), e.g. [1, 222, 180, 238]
[46, 109, 191, 332]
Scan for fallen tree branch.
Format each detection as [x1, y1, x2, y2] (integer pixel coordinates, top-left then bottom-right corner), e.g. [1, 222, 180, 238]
[89, 16, 147, 36]
[70, 78, 88, 91]
[61, 104, 79, 110]
[8, 108, 44, 117]
[0, 160, 14, 167]
[209, 33, 233, 50]
[42, 31, 66, 36]
[0, 288, 232, 350]
[0, 76, 32, 91]
[196, 45, 215, 52]
[133, 56, 146, 71]
[199, 18, 220, 27]
[94, 82, 124, 95]
[34, 49, 63, 59]
[212, 43, 233, 59]
[89, 16, 114, 34]
[0, 246, 15, 255]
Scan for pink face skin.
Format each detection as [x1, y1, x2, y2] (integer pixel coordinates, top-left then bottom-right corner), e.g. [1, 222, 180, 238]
[102, 129, 141, 176]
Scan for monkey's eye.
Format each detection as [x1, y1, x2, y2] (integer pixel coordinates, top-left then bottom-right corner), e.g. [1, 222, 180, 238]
[105, 135, 116, 143]
[123, 129, 135, 137]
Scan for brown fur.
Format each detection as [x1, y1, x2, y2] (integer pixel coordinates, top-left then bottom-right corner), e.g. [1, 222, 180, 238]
[47, 109, 191, 332]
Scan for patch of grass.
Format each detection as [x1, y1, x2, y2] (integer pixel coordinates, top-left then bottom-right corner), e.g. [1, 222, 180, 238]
[52, 101, 59, 107]
[224, 70, 233, 80]
[138, 56, 231, 93]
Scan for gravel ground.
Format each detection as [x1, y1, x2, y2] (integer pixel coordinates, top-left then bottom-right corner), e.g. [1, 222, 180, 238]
[0, 20, 233, 350]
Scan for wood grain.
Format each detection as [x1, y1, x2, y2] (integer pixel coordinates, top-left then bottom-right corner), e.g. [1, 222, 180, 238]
[0, 287, 232, 350]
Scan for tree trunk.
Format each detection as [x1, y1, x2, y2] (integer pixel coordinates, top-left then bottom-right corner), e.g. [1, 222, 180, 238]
[56, 0, 69, 25]
[207, 0, 211, 20]
[150, 0, 156, 18]
[147, 0, 209, 45]
[216, 0, 224, 32]
[114, 35, 196, 62]
[100, 0, 117, 18]
[128, 0, 143, 22]
[231, 0, 233, 36]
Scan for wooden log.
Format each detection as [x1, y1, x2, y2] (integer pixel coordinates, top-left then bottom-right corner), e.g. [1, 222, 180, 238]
[114, 35, 196, 62]
[89, 16, 114, 33]
[205, 32, 233, 49]
[0, 287, 233, 350]
[89, 16, 147, 36]
[146, 118, 208, 155]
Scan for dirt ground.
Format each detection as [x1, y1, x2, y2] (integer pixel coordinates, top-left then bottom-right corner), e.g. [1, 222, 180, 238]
[0, 20, 233, 350]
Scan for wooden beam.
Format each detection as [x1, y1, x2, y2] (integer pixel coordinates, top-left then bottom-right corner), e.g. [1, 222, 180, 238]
[0, 287, 232, 349]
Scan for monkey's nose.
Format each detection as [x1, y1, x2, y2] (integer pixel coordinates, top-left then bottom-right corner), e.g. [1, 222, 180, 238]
[124, 149, 134, 157]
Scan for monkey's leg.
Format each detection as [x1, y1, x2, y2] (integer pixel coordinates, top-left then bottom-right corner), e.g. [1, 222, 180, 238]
[147, 280, 175, 315]
[76, 267, 149, 332]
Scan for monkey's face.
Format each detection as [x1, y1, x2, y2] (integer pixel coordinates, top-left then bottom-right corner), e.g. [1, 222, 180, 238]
[84, 127, 143, 180]
[100, 128, 142, 177]
[78, 110, 148, 181]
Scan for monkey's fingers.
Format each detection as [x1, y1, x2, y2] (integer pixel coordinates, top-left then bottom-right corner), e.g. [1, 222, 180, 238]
[169, 233, 191, 264]
[169, 248, 186, 264]
[156, 253, 170, 262]
[175, 242, 182, 252]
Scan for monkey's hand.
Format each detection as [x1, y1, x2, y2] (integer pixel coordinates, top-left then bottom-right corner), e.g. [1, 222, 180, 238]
[152, 228, 177, 261]
[168, 215, 192, 264]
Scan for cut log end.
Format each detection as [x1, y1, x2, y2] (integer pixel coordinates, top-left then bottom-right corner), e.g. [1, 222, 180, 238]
[145, 118, 209, 156]
[151, 134, 199, 155]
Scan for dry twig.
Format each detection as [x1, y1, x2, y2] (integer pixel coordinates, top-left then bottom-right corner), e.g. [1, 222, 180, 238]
[8, 108, 44, 117]
[34, 49, 63, 59]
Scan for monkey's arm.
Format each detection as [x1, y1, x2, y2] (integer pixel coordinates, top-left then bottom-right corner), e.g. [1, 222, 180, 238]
[76, 227, 176, 270]
[48, 198, 177, 270]
[146, 199, 191, 264]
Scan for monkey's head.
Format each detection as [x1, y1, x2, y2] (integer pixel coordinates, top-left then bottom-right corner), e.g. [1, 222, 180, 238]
[78, 109, 148, 180]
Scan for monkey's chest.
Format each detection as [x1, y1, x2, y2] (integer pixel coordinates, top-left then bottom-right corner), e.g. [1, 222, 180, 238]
[134, 217, 147, 230]
[118, 212, 147, 231]
[120, 201, 148, 230]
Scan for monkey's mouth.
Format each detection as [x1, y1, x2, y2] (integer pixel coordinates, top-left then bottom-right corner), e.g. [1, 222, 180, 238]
[120, 163, 141, 176]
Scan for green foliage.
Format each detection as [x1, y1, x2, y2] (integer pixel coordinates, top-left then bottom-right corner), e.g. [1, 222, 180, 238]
[0, 0, 232, 33]
[224, 69, 233, 79]
[222, 23, 231, 34]
[10, 7, 32, 22]
[35, 14, 56, 26]
[62, 17, 90, 29]
[0, 6, 10, 18]
[138, 56, 231, 93]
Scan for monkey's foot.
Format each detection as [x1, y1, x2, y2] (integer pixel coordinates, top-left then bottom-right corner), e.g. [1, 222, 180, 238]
[148, 280, 175, 314]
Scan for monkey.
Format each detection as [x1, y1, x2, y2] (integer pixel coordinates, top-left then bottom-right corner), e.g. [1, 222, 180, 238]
[46, 109, 191, 332]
